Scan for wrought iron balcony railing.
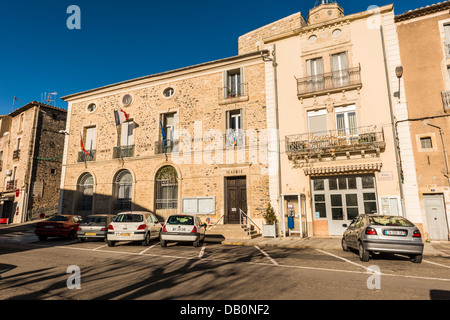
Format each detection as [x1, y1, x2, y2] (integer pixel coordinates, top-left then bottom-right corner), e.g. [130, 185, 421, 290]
[113, 145, 135, 159]
[5, 180, 16, 191]
[78, 150, 96, 162]
[155, 140, 179, 154]
[12, 150, 20, 160]
[297, 67, 362, 98]
[285, 125, 385, 157]
[218, 83, 248, 101]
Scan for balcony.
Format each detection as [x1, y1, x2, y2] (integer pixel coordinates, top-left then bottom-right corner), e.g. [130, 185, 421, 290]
[218, 83, 249, 105]
[285, 125, 385, 159]
[155, 140, 179, 155]
[296, 67, 362, 99]
[78, 150, 96, 162]
[5, 180, 16, 191]
[225, 129, 245, 147]
[12, 150, 20, 160]
[442, 91, 450, 113]
[113, 145, 135, 159]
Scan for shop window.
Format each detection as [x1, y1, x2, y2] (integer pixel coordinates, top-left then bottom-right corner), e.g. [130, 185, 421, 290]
[314, 194, 326, 218]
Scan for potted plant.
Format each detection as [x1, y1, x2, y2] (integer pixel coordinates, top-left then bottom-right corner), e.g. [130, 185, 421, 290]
[262, 203, 278, 238]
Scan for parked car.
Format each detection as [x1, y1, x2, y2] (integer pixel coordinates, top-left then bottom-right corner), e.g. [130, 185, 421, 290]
[106, 211, 162, 247]
[35, 215, 83, 241]
[341, 214, 424, 263]
[77, 214, 116, 243]
[161, 214, 207, 247]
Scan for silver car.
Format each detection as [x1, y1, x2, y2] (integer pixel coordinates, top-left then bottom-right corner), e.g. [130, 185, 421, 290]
[342, 214, 424, 263]
[77, 214, 116, 242]
[161, 214, 207, 247]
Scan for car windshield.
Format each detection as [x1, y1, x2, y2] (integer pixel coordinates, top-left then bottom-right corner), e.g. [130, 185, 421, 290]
[47, 216, 70, 222]
[167, 215, 194, 225]
[369, 216, 414, 227]
[82, 216, 107, 224]
[114, 214, 143, 223]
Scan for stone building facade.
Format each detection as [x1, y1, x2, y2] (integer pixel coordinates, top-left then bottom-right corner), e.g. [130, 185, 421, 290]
[396, 1, 450, 240]
[59, 51, 272, 229]
[0, 101, 67, 223]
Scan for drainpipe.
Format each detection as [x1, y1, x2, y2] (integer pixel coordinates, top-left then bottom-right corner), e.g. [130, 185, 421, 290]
[426, 123, 450, 187]
[262, 46, 283, 236]
[379, 26, 407, 217]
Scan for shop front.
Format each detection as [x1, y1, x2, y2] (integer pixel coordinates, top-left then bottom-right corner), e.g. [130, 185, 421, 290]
[310, 174, 378, 236]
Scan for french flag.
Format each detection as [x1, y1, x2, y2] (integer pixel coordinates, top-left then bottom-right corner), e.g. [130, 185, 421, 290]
[114, 109, 129, 126]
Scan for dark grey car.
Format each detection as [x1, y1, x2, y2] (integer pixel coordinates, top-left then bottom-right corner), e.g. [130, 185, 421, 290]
[341, 214, 424, 263]
[77, 214, 116, 242]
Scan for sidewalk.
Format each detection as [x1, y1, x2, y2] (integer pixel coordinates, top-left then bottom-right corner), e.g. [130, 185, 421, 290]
[221, 235, 450, 258]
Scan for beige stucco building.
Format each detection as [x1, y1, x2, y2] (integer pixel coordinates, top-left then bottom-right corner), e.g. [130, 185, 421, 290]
[396, 1, 450, 240]
[239, 1, 423, 237]
[59, 51, 273, 236]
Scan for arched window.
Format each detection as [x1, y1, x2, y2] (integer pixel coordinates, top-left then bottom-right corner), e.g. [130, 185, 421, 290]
[155, 166, 178, 210]
[77, 173, 94, 212]
[114, 170, 133, 211]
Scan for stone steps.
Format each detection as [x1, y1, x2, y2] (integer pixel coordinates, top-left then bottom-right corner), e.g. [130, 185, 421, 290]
[206, 224, 260, 240]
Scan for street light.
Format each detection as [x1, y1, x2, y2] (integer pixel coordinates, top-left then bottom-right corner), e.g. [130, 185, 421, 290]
[395, 66, 403, 100]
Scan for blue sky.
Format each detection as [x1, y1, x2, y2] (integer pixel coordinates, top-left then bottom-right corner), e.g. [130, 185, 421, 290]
[0, 0, 440, 113]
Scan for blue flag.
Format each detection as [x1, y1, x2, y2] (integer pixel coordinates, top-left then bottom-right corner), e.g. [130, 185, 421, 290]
[160, 121, 167, 148]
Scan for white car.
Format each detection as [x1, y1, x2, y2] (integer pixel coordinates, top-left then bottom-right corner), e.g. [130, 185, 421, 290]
[161, 214, 207, 247]
[107, 211, 162, 247]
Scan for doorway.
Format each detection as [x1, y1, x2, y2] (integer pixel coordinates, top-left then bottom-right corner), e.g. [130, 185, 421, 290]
[424, 194, 449, 241]
[225, 176, 247, 224]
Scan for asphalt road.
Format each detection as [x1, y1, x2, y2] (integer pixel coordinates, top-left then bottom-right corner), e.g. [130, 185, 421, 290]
[1, 223, 450, 308]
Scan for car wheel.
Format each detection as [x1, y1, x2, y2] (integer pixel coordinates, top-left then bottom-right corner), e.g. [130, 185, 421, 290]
[193, 238, 200, 247]
[341, 238, 349, 252]
[67, 230, 75, 240]
[410, 254, 423, 264]
[107, 240, 116, 247]
[38, 236, 47, 241]
[142, 232, 150, 246]
[78, 237, 86, 243]
[358, 242, 370, 262]
[160, 239, 167, 247]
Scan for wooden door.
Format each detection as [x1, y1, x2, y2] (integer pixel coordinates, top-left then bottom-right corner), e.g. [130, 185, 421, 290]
[226, 177, 247, 224]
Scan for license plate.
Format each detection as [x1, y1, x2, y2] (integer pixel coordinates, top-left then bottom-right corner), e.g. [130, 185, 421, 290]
[384, 230, 406, 236]
[173, 227, 185, 231]
[85, 233, 96, 236]
[44, 225, 54, 229]
[118, 233, 131, 236]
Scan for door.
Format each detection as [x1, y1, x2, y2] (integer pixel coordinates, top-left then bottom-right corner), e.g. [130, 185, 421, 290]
[226, 177, 247, 224]
[424, 194, 449, 241]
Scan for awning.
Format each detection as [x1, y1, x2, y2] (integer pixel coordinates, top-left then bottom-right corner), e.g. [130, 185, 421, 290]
[304, 162, 383, 176]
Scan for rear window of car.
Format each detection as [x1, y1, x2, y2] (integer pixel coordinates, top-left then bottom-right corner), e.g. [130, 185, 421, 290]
[113, 214, 143, 223]
[47, 216, 70, 222]
[167, 215, 194, 225]
[369, 216, 414, 227]
[83, 216, 107, 224]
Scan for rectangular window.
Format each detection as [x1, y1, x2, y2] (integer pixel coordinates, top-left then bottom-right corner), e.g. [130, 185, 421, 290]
[420, 137, 433, 149]
[226, 109, 244, 147]
[225, 68, 243, 98]
[331, 52, 349, 87]
[306, 57, 324, 92]
[308, 109, 327, 135]
[335, 105, 357, 136]
[84, 126, 96, 151]
[120, 121, 134, 146]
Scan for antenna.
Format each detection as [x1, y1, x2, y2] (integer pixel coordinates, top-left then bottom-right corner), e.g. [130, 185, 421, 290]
[41, 92, 58, 106]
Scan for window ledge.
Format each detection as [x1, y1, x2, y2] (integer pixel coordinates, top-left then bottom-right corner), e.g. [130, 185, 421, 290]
[218, 95, 249, 105]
